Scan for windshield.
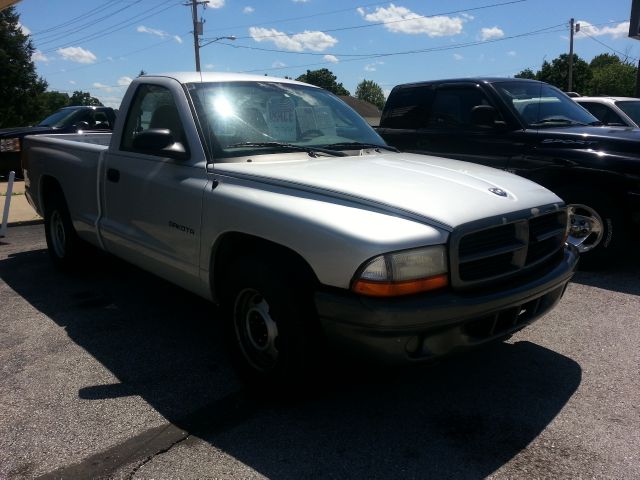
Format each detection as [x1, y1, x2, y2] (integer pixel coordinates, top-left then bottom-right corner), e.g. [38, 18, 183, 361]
[37, 109, 80, 128]
[615, 101, 640, 126]
[188, 81, 386, 159]
[494, 81, 599, 128]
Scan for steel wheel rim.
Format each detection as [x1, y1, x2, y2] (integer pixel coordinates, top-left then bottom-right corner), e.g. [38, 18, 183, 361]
[233, 288, 279, 372]
[567, 203, 604, 253]
[49, 210, 66, 258]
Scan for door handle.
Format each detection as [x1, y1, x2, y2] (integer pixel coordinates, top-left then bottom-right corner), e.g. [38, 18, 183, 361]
[107, 168, 120, 183]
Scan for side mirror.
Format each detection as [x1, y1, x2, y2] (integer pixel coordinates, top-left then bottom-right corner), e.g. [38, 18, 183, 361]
[74, 121, 90, 131]
[471, 105, 504, 129]
[132, 128, 188, 160]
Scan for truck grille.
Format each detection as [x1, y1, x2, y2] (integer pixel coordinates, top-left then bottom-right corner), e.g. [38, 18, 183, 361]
[451, 209, 567, 288]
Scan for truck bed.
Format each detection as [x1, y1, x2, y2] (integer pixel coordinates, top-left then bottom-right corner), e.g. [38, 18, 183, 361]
[23, 132, 112, 246]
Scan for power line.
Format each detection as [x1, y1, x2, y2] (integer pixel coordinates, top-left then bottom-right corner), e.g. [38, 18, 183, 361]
[39, 0, 181, 54]
[45, 34, 182, 76]
[31, 1, 128, 36]
[204, 1, 394, 34]
[232, 0, 526, 41]
[36, 1, 145, 45]
[580, 31, 638, 62]
[238, 23, 567, 73]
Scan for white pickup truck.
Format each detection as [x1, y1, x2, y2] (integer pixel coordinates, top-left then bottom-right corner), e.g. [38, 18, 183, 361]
[23, 72, 578, 388]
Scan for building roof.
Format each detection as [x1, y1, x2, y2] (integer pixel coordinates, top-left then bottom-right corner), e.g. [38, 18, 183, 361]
[338, 96, 382, 117]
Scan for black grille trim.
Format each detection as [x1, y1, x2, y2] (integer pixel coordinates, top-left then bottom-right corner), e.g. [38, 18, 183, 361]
[450, 207, 567, 289]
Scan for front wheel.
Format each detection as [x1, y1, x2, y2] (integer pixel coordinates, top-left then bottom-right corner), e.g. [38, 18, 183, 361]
[562, 192, 624, 269]
[223, 257, 319, 391]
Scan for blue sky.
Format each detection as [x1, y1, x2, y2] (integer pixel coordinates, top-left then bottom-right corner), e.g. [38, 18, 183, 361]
[16, 0, 639, 107]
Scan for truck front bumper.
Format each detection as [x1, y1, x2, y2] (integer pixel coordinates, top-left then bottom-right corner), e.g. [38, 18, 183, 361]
[315, 245, 579, 363]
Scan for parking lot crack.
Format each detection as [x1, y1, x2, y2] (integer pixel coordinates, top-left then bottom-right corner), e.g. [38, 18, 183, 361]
[125, 432, 191, 480]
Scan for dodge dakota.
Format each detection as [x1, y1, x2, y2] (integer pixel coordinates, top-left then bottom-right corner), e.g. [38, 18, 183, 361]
[23, 73, 578, 388]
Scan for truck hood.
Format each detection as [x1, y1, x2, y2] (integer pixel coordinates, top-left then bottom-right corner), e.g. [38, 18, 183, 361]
[535, 125, 640, 157]
[214, 152, 562, 230]
[0, 126, 54, 138]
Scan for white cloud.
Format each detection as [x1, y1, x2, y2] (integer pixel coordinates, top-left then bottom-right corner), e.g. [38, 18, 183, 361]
[243, 6, 254, 14]
[93, 82, 113, 93]
[117, 76, 133, 87]
[57, 46, 97, 64]
[209, 0, 225, 7]
[205, 64, 215, 70]
[507, 50, 516, 56]
[137, 25, 182, 44]
[32, 50, 49, 63]
[18, 22, 30, 35]
[137, 25, 167, 38]
[97, 96, 123, 109]
[107, 56, 114, 61]
[249, 27, 337, 52]
[272, 60, 286, 68]
[364, 61, 384, 72]
[358, 4, 464, 37]
[453, 53, 463, 60]
[480, 26, 504, 41]
[576, 21, 629, 39]
[324, 54, 339, 63]
[292, 0, 310, 2]
[69, 80, 77, 85]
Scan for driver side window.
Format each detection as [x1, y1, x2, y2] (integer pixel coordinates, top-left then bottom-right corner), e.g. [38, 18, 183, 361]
[121, 84, 186, 152]
[427, 87, 493, 129]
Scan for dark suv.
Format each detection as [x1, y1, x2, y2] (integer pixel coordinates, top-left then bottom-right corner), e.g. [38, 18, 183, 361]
[376, 78, 640, 268]
[0, 106, 116, 178]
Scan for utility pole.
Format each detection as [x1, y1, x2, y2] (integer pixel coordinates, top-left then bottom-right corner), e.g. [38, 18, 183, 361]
[568, 18, 575, 92]
[186, 0, 209, 72]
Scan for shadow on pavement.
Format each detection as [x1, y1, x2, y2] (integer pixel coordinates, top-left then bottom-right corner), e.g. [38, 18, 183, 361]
[571, 249, 640, 296]
[0, 242, 582, 479]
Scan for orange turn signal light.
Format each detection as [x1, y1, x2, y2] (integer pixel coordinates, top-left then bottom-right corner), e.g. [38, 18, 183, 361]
[352, 274, 449, 297]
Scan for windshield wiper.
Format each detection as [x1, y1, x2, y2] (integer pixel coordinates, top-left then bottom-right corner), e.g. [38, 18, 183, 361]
[324, 142, 399, 152]
[226, 141, 347, 157]
[530, 118, 588, 127]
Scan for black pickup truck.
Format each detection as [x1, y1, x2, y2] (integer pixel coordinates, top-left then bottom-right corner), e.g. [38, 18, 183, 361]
[376, 78, 640, 268]
[0, 105, 116, 178]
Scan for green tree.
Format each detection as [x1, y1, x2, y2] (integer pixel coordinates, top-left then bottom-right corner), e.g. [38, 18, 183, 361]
[296, 68, 350, 95]
[69, 90, 103, 106]
[536, 54, 591, 93]
[588, 54, 636, 96]
[38, 91, 70, 118]
[589, 53, 622, 70]
[514, 68, 536, 80]
[355, 79, 385, 110]
[0, 7, 48, 127]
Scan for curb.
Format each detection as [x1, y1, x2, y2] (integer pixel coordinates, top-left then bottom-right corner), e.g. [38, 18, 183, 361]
[7, 219, 44, 227]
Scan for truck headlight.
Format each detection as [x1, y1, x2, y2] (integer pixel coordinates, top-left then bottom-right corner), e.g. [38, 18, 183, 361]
[352, 245, 448, 297]
[0, 138, 21, 153]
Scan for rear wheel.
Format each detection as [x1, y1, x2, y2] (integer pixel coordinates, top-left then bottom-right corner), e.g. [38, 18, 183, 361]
[222, 255, 319, 391]
[44, 191, 82, 270]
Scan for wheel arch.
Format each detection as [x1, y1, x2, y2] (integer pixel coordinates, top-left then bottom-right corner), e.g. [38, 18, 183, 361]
[39, 175, 66, 213]
[209, 232, 320, 303]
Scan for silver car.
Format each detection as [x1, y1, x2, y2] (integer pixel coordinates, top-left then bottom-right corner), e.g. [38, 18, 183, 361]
[574, 96, 640, 128]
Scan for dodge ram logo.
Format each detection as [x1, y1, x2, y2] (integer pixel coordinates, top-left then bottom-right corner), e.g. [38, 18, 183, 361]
[489, 187, 507, 197]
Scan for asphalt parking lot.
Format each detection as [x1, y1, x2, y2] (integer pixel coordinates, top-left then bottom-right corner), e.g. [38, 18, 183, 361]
[1, 224, 639, 479]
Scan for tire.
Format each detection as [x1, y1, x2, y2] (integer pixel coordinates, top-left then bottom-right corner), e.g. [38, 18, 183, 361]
[222, 255, 319, 391]
[560, 189, 625, 269]
[44, 191, 83, 270]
